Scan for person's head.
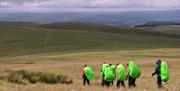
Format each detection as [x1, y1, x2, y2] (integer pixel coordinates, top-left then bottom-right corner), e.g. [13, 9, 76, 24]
[156, 59, 161, 65]
[84, 64, 87, 68]
[116, 63, 119, 66]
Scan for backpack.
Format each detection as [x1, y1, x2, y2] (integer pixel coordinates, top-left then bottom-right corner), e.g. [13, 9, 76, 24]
[104, 66, 115, 82]
[111, 65, 116, 76]
[84, 66, 95, 80]
[102, 64, 109, 74]
[117, 64, 126, 81]
[160, 61, 170, 82]
[128, 61, 141, 78]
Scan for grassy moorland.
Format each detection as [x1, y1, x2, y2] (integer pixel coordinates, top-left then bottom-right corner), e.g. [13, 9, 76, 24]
[0, 22, 180, 91]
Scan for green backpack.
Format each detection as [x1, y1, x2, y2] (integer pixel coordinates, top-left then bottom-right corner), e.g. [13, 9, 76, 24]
[84, 66, 95, 81]
[104, 66, 115, 82]
[117, 64, 126, 81]
[111, 65, 116, 76]
[128, 61, 141, 79]
[102, 64, 109, 74]
[160, 61, 170, 82]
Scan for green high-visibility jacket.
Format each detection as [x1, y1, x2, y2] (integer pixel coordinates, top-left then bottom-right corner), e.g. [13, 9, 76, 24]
[84, 66, 95, 80]
[128, 61, 141, 79]
[160, 61, 170, 82]
[117, 64, 126, 81]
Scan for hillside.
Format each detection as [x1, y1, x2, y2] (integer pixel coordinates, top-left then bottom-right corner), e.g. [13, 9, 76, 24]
[0, 22, 179, 57]
[134, 21, 180, 35]
[134, 21, 180, 27]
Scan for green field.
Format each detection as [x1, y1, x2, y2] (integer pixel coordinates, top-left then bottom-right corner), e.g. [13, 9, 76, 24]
[0, 22, 179, 57]
[0, 22, 180, 91]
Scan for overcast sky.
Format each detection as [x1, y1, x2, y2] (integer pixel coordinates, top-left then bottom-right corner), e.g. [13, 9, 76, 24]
[0, 0, 180, 12]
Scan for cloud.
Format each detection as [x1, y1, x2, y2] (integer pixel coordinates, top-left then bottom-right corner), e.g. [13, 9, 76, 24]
[0, 0, 179, 12]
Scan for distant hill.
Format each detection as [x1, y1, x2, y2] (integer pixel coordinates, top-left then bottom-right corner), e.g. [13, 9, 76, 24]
[0, 10, 180, 26]
[39, 22, 132, 34]
[0, 21, 36, 26]
[134, 21, 180, 27]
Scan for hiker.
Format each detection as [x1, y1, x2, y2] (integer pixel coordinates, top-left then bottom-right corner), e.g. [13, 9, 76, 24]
[81, 64, 95, 86]
[116, 63, 126, 88]
[152, 59, 170, 88]
[103, 65, 115, 87]
[101, 62, 109, 86]
[126, 61, 141, 88]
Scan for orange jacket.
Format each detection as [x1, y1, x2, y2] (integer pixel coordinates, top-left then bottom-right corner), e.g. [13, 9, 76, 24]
[81, 69, 85, 78]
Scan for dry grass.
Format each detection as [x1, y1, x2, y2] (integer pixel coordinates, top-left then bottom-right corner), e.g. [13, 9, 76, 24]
[0, 48, 180, 91]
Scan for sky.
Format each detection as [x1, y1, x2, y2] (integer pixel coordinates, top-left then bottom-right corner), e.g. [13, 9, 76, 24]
[0, 0, 180, 12]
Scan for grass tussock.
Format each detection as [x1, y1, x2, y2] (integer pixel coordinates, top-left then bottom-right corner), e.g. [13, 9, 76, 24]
[0, 70, 73, 85]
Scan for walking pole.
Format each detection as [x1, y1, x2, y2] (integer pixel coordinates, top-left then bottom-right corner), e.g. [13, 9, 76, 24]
[151, 75, 161, 91]
[164, 82, 172, 91]
[152, 76, 157, 85]
[152, 76, 168, 90]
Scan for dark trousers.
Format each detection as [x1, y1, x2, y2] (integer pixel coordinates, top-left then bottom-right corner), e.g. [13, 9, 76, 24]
[111, 81, 114, 86]
[102, 79, 112, 87]
[104, 80, 111, 87]
[83, 76, 90, 85]
[117, 80, 125, 88]
[157, 75, 162, 88]
[128, 76, 136, 88]
[101, 77, 105, 86]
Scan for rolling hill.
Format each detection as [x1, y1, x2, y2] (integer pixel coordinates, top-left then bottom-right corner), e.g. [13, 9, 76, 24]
[134, 21, 180, 27]
[0, 22, 179, 57]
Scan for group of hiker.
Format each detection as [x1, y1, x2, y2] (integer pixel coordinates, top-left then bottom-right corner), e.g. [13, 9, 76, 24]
[81, 59, 170, 89]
